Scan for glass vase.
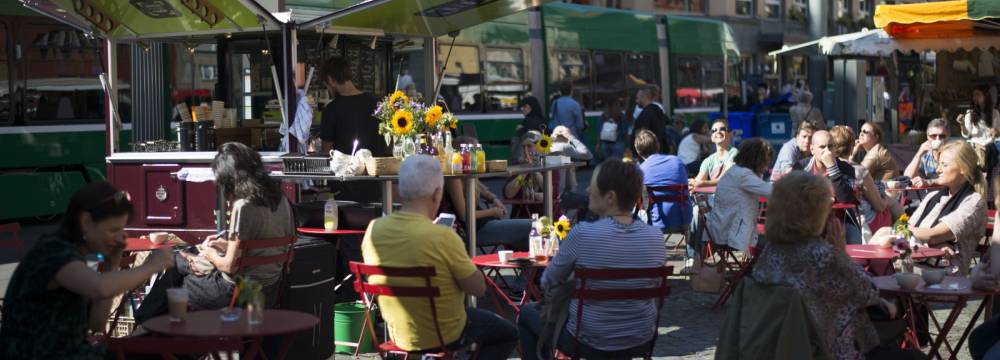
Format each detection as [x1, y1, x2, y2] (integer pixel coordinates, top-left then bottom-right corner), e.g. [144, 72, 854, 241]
[402, 136, 417, 158]
[245, 298, 264, 326]
[392, 140, 404, 160]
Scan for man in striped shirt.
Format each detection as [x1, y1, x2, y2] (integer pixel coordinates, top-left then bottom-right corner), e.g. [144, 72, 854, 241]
[518, 158, 668, 359]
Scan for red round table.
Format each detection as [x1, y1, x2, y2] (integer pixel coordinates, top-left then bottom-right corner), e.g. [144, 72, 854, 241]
[873, 276, 997, 360]
[846, 244, 946, 275]
[143, 309, 319, 360]
[471, 252, 548, 318]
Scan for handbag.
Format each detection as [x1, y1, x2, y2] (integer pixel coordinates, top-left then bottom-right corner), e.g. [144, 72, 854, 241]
[600, 120, 619, 142]
[690, 252, 724, 293]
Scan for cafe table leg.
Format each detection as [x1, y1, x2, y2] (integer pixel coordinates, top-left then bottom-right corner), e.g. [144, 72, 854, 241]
[952, 296, 992, 360]
[276, 333, 297, 360]
[479, 268, 521, 318]
[927, 296, 969, 360]
[543, 170, 553, 218]
[463, 177, 478, 307]
[381, 180, 393, 216]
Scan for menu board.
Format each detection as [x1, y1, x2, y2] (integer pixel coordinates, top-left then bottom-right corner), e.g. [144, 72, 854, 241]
[300, 37, 390, 103]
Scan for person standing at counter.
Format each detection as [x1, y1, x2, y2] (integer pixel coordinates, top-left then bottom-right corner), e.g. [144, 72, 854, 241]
[319, 56, 386, 203]
[320, 56, 387, 157]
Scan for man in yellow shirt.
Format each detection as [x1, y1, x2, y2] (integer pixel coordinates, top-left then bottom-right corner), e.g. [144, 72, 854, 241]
[361, 155, 517, 358]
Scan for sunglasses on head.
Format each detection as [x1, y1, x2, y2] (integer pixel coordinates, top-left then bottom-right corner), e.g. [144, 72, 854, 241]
[90, 191, 131, 211]
[711, 127, 728, 134]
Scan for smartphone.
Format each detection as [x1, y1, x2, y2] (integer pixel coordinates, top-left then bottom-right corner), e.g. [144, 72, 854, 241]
[435, 213, 456, 227]
[216, 230, 229, 239]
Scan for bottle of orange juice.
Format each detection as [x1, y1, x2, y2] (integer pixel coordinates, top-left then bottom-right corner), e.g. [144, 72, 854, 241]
[475, 144, 486, 173]
[450, 148, 463, 175]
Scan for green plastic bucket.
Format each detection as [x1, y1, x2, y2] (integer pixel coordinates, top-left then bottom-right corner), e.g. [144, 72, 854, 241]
[334, 302, 375, 354]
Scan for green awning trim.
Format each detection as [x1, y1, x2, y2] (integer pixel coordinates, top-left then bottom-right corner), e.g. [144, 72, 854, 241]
[969, 0, 1000, 20]
[303, 0, 554, 37]
[667, 15, 740, 58]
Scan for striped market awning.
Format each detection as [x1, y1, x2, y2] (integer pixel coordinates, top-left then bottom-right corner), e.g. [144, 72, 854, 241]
[874, 0, 1000, 38]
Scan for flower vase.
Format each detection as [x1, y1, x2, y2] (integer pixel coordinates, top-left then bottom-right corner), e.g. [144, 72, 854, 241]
[392, 138, 404, 159]
[900, 256, 915, 273]
[246, 297, 264, 326]
[402, 136, 417, 158]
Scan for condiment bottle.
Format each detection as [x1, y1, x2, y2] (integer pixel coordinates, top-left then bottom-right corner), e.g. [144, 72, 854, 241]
[475, 144, 486, 173]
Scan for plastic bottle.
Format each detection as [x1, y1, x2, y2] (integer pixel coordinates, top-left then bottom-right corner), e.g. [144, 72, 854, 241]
[475, 144, 486, 173]
[461, 144, 472, 174]
[444, 132, 456, 173]
[528, 228, 541, 260]
[324, 194, 338, 231]
[450, 146, 463, 175]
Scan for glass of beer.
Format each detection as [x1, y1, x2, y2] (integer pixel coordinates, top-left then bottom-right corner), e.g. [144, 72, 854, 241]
[166, 288, 189, 322]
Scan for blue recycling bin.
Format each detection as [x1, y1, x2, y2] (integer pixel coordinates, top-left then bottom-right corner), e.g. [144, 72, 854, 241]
[709, 111, 754, 145]
[755, 113, 792, 146]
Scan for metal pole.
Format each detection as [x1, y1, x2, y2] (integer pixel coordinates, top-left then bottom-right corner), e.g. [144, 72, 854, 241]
[656, 16, 672, 115]
[106, 39, 119, 154]
[463, 176, 478, 307]
[381, 180, 393, 216]
[543, 170, 553, 218]
[528, 8, 547, 112]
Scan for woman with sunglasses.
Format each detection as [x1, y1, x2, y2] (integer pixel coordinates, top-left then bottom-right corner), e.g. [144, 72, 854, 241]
[0, 182, 175, 359]
[690, 118, 737, 189]
[851, 122, 898, 182]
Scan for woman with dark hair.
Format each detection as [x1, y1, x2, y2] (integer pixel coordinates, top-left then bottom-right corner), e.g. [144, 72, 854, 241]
[706, 138, 774, 252]
[0, 182, 175, 359]
[137, 142, 295, 322]
[598, 97, 627, 160]
[518, 96, 547, 138]
[957, 84, 1000, 195]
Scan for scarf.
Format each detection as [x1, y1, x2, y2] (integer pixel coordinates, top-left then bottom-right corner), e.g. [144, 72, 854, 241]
[914, 182, 975, 228]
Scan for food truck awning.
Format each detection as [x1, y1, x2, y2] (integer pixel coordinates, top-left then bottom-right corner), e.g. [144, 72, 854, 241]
[769, 27, 1000, 57]
[21, 0, 282, 39]
[874, 0, 1000, 39]
[299, 0, 553, 37]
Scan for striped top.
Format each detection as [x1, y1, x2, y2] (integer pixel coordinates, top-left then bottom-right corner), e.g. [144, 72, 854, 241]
[541, 217, 667, 351]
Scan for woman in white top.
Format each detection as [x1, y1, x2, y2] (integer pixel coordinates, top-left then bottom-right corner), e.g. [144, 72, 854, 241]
[677, 119, 711, 175]
[707, 138, 774, 252]
[872, 141, 986, 275]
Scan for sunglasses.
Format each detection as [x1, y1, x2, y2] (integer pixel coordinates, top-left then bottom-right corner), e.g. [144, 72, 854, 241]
[711, 127, 728, 134]
[860, 129, 872, 135]
[90, 191, 131, 211]
[928, 134, 946, 139]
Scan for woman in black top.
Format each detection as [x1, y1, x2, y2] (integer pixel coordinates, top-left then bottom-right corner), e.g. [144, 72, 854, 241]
[518, 96, 547, 137]
[0, 182, 175, 359]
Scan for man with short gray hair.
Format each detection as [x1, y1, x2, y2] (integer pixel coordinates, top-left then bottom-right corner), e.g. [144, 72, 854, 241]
[361, 155, 517, 358]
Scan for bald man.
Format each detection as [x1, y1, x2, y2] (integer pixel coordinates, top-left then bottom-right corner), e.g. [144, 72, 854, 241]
[793, 130, 859, 205]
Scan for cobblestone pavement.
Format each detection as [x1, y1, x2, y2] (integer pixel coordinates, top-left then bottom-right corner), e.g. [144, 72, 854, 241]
[343, 238, 988, 360]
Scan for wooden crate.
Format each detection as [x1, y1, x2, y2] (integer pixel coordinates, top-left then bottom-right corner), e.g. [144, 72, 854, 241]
[486, 160, 508, 173]
[366, 157, 401, 176]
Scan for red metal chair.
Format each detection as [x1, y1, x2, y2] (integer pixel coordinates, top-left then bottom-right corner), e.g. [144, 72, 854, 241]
[232, 236, 298, 307]
[557, 265, 674, 360]
[106, 336, 242, 360]
[349, 261, 477, 359]
[0, 222, 24, 255]
[644, 184, 689, 250]
[697, 208, 758, 310]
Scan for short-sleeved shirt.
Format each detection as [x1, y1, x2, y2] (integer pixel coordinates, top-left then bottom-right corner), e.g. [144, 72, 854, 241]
[320, 93, 386, 203]
[0, 238, 105, 359]
[919, 152, 939, 179]
[361, 211, 477, 351]
[908, 189, 986, 275]
[541, 218, 667, 351]
[640, 154, 691, 230]
[678, 134, 701, 165]
[228, 198, 296, 287]
[699, 148, 738, 180]
[771, 139, 804, 175]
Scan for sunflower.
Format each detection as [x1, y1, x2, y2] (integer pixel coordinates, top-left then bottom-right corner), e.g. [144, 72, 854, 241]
[898, 214, 909, 223]
[535, 134, 552, 154]
[388, 90, 409, 109]
[554, 217, 571, 240]
[390, 109, 414, 135]
[425, 105, 443, 127]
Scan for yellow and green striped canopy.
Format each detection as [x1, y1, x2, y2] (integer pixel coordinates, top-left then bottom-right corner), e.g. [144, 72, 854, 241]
[874, 0, 1000, 38]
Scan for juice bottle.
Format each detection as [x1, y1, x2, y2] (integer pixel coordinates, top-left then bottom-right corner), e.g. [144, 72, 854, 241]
[461, 144, 472, 174]
[475, 144, 486, 173]
[323, 194, 338, 231]
[450, 147, 463, 175]
[469, 145, 479, 174]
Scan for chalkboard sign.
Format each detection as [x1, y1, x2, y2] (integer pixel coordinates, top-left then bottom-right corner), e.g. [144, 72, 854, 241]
[299, 36, 391, 103]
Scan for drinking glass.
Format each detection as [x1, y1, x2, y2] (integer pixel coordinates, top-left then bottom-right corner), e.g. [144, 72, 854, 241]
[246, 298, 264, 326]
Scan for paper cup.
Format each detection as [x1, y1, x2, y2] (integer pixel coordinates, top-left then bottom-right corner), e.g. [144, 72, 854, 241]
[498, 250, 514, 264]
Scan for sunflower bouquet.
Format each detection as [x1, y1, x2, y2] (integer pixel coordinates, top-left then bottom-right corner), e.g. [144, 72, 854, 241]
[374, 91, 458, 148]
[531, 215, 571, 258]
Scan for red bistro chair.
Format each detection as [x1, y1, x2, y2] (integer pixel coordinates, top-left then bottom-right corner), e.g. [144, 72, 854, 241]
[349, 261, 478, 359]
[0, 222, 24, 255]
[231, 236, 298, 307]
[698, 209, 758, 310]
[557, 266, 674, 360]
[106, 336, 242, 360]
[644, 185, 689, 250]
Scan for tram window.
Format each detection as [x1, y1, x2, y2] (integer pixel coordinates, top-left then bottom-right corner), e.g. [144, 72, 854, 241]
[549, 51, 592, 110]
[625, 53, 658, 100]
[593, 52, 623, 111]
[438, 45, 483, 113]
[675, 57, 701, 109]
[20, 24, 105, 123]
[0, 21, 9, 124]
[655, 0, 704, 12]
[485, 47, 527, 112]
